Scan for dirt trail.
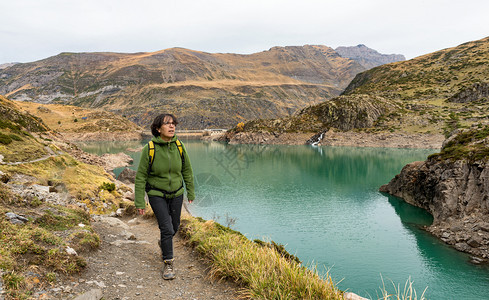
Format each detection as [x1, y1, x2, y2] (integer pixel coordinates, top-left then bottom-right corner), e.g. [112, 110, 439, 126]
[54, 212, 240, 300]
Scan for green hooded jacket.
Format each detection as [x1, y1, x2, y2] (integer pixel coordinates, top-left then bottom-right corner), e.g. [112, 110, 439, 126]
[134, 135, 195, 209]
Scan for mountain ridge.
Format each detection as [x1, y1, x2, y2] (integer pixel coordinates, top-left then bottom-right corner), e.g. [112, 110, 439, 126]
[335, 44, 406, 69]
[0, 45, 402, 129]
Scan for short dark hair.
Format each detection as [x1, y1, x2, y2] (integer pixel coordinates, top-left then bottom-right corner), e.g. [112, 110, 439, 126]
[150, 113, 178, 137]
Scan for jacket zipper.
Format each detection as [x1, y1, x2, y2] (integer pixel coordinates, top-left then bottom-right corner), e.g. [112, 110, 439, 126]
[167, 142, 171, 190]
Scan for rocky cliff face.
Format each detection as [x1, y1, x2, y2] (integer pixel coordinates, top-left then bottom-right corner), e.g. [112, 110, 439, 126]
[380, 127, 489, 262]
[335, 44, 405, 69]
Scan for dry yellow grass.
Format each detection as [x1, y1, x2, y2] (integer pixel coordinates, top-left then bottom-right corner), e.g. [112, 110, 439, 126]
[15, 101, 141, 133]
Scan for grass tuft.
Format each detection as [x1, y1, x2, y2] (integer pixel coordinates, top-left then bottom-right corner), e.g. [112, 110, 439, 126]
[180, 214, 344, 299]
[377, 276, 428, 300]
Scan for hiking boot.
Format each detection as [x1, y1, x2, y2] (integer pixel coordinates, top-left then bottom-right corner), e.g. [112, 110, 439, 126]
[162, 259, 176, 280]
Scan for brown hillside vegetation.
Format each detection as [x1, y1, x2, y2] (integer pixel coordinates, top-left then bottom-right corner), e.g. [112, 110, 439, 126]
[14, 101, 144, 141]
[0, 46, 367, 129]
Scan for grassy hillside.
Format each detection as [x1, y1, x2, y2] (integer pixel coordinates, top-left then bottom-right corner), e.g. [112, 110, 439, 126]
[235, 36, 489, 138]
[0, 46, 367, 129]
[15, 101, 142, 134]
[0, 95, 127, 298]
[341, 36, 489, 135]
[0, 95, 50, 162]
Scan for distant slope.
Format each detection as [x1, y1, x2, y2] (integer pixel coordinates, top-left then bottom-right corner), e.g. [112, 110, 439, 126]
[335, 44, 405, 69]
[15, 101, 142, 133]
[0, 46, 369, 129]
[229, 36, 489, 143]
[14, 101, 144, 141]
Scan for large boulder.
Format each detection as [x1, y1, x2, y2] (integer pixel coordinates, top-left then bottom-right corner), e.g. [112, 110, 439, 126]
[117, 167, 136, 185]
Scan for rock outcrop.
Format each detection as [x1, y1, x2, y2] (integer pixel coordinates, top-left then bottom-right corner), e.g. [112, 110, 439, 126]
[116, 167, 137, 185]
[448, 82, 489, 103]
[380, 127, 489, 261]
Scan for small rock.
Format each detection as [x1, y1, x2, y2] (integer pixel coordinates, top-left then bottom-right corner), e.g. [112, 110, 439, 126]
[124, 191, 135, 201]
[455, 242, 470, 252]
[122, 230, 136, 240]
[66, 246, 78, 256]
[343, 292, 369, 300]
[470, 256, 485, 264]
[6, 212, 29, 224]
[127, 218, 139, 224]
[475, 223, 489, 232]
[73, 288, 103, 300]
[467, 238, 481, 248]
[9, 218, 25, 225]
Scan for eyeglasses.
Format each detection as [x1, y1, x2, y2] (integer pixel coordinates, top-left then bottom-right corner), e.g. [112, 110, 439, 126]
[162, 122, 177, 126]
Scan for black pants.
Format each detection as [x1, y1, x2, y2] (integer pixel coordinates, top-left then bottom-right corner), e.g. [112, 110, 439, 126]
[149, 194, 183, 260]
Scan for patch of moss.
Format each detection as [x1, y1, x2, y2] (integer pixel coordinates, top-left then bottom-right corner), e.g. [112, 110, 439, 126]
[429, 125, 489, 161]
[0, 132, 13, 145]
[69, 230, 101, 252]
[34, 206, 90, 231]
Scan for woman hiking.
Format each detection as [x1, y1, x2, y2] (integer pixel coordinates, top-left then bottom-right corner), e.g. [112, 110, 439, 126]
[134, 113, 195, 280]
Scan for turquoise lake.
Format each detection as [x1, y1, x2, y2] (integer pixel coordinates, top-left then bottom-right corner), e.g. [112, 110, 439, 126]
[78, 139, 489, 300]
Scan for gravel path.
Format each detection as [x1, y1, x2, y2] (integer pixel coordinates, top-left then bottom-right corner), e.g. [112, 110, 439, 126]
[53, 214, 240, 300]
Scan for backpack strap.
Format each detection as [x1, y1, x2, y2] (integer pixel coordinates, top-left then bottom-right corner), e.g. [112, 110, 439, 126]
[147, 140, 155, 175]
[175, 139, 185, 166]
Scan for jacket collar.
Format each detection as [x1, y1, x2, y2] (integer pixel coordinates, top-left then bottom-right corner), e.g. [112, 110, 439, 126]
[151, 135, 178, 145]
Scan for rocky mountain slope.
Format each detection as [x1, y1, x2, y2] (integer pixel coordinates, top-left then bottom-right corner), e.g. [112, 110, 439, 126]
[380, 126, 489, 261]
[0, 45, 396, 129]
[225, 36, 489, 145]
[335, 44, 405, 69]
[341, 36, 489, 134]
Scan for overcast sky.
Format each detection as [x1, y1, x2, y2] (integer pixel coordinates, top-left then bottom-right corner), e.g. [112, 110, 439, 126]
[1, 0, 488, 64]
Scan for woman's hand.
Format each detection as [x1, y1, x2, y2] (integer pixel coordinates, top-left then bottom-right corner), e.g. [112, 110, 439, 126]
[188, 199, 193, 204]
[136, 208, 145, 215]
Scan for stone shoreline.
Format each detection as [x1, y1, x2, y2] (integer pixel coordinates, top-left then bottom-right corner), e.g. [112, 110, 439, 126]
[213, 129, 445, 149]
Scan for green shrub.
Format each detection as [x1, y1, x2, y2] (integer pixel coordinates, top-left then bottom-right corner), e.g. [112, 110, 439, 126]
[9, 134, 22, 141]
[0, 133, 13, 145]
[99, 182, 116, 192]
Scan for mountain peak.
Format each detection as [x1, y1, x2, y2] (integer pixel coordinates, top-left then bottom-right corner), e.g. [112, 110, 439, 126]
[335, 45, 405, 69]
